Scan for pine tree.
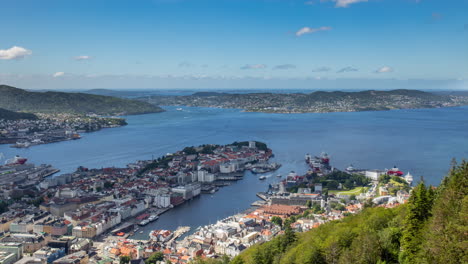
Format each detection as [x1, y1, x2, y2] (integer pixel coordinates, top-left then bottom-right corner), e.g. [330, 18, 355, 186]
[421, 161, 468, 263]
[400, 181, 434, 263]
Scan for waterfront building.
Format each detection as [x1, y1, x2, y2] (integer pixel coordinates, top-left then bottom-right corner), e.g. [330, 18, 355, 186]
[171, 183, 201, 200]
[154, 194, 171, 208]
[219, 163, 238, 174]
[197, 170, 215, 183]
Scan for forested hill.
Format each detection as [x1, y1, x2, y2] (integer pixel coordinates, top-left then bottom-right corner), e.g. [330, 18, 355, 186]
[195, 161, 468, 264]
[0, 108, 38, 120]
[0, 85, 164, 116]
[140, 89, 468, 113]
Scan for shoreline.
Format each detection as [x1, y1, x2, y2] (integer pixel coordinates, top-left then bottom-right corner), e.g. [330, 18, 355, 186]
[159, 104, 468, 114]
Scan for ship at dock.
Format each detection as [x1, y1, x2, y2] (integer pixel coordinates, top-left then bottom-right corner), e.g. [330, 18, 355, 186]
[138, 214, 159, 226]
[3, 155, 28, 166]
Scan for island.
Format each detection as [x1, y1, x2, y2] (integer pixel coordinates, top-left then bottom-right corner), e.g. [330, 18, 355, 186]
[139, 89, 468, 113]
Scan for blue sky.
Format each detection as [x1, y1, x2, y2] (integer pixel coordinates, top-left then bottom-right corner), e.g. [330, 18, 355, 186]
[0, 0, 467, 90]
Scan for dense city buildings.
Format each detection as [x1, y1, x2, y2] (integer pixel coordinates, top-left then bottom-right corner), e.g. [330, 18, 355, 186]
[0, 145, 414, 263]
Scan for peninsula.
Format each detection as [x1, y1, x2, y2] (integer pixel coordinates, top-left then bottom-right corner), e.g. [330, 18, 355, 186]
[0, 85, 164, 147]
[139, 89, 468, 113]
[0, 85, 164, 116]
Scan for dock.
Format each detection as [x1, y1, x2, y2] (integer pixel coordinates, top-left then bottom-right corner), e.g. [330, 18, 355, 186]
[167, 226, 190, 244]
[251, 200, 267, 207]
[256, 192, 269, 201]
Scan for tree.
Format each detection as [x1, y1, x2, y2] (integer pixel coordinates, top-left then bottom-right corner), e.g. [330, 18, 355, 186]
[183, 146, 197, 155]
[104, 181, 114, 189]
[306, 200, 312, 209]
[0, 200, 8, 214]
[283, 224, 297, 246]
[400, 181, 434, 263]
[421, 161, 468, 263]
[120, 255, 130, 264]
[230, 256, 245, 264]
[146, 252, 164, 264]
[271, 216, 283, 228]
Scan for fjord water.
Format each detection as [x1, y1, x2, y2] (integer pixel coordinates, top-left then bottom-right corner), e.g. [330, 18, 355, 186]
[1, 106, 467, 237]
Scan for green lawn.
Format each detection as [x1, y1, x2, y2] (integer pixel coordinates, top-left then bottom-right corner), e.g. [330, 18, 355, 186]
[329, 187, 368, 196]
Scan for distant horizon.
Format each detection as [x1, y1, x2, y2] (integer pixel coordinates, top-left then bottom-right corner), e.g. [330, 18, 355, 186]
[3, 83, 468, 94]
[1, 77, 467, 91]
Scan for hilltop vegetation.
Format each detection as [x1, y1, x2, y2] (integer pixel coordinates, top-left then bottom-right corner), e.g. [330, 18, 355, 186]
[0, 107, 38, 120]
[141, 89, 468, 113]
[0, 85, 164, 115]
[194, 161, 468, 264]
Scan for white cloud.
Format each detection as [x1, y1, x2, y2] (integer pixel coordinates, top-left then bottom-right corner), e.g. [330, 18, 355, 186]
[241, 64, 267, 70]
[52, 72, 65, 78]
[296, 26, 331, 37]
[0, 46, 32, 60]
[74, 55, 92, 61]
[375, 66, 394, 73]
[322, 0, 368, 8]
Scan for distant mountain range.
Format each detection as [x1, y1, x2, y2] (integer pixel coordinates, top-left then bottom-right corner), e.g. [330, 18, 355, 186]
[139, 89, 468, 113]
[0, 108, 38, 121]
[0, 85, 164, 116]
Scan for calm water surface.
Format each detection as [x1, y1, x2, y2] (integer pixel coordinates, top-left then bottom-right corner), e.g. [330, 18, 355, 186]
[1, 106, 467, 238]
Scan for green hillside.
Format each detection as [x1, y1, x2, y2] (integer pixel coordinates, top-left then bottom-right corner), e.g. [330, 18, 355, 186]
[0, 107, 38, 120]
[0, 85, 164, 115]
[141, 89, 468, 113]
[195, 161, 468, 264]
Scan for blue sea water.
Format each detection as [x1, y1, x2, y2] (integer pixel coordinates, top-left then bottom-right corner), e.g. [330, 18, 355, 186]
[1, 106, 467, 237]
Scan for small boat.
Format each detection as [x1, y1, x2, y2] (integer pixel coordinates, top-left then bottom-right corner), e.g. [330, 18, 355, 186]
[259, 176, 267, 180]
[139, 219, 150, 226]
[139, 231, 144, 234]
[176, 108, 183, 111]
[276, 174, 281, 177]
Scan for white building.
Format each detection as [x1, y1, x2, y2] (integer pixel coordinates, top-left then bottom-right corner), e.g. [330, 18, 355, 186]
[365, 170, 382, 181]
[154, 194, 171, 208]
[197, 170, 216, 183]
[219, 163, 238, 174]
